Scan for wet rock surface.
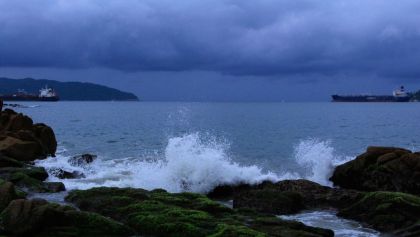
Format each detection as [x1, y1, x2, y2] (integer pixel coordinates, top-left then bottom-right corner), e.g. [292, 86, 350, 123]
[49, 168, 86, 179]
[211, 180, 363, 213]
[338, 191, 420, 236]
[330, 146, 420, 195]
[0, 198, 134, 236]
[68, 153, 97, 167]
[0, 109, 57, 161]
[66, 187, 334, 237]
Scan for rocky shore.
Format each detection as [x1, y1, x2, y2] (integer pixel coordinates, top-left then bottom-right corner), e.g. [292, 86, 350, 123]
[1, 109, 420, 236]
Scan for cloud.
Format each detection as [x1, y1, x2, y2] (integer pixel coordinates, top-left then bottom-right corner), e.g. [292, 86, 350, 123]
[1, 0, 420, 78]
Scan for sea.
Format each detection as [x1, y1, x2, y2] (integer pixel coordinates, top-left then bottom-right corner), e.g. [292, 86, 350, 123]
[13, 101, 420, 236]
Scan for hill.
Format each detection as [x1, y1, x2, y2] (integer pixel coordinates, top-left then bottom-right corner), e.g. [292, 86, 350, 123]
[0, 78, 139, 101]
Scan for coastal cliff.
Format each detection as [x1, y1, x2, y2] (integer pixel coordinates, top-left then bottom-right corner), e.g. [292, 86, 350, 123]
[1, 110, 420, 236]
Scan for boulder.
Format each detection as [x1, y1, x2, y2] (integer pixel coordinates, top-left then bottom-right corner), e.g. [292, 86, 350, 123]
[0, 180, 18, 212]
[68, 154, 97, 167]
[210, 180, 363, 214]
[207, 183, 252, 199]
[32, 123, 57, 156]
[338, 191, 420, 235]
[0, 155, 23, 168]
[0, 110, 33, 132]
[0, 166, 64, 193]
[330, 146, 420, 194]
[49, 168, 85, 179]
[0, 166, 48, 181]
[234, 190, 304, 214]
[0, 198, 134, 236]
[0, 136, 43, 161]
[0, 109, 57, 161]
[261, 180, 363, 209]
[66, 187, 333, 237]
[43, 182, 66, 192]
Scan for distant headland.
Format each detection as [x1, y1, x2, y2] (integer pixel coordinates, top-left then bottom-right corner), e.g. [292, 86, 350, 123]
[0, 77, 139, 101]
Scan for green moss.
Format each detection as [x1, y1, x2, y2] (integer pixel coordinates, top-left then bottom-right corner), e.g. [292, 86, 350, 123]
[209, 224, 266, 237]
[338, 191, 420, 232]
[66, 187, 333, 237]
[123, 199, 216, 237]
[9, 172, 46, 192]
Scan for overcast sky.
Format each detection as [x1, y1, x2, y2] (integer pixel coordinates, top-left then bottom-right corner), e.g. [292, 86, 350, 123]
[1, 0, 420, 101]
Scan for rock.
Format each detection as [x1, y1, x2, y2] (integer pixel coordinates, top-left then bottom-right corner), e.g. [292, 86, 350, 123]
[0, 109, 57, 161]
[0, 155, 23, 168]
[330, 146, 420, 194]
[66, 187, 333, 237]
[234, 190, 304, 215]
[211, 180, 363, 214]
[337, 191, 420, 235]
[32, 123, 57, 156]
[207, 183, 252, 199]
[0, 136, 43, 161]
[261, 180, 363, 209]
[0, 166, 48, 181]
[68, 154, 97, 167]
[0, 110, 33, 132]
[249, 216, 334, 237]
[0, 198, 134, 236]
[43, 182, 66, 192]
[49, 168, 85, 179]
[0, 166, 64, 193]
[0, 179, 18, 212]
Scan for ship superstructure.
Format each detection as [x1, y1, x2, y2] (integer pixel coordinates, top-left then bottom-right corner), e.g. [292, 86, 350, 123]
[0, 85, 59, 101]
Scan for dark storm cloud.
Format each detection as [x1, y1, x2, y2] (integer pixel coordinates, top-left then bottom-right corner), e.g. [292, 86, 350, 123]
[1, 0, 420, 78]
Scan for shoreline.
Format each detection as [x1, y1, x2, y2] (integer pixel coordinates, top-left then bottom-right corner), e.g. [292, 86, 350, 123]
[1, 109, 420, 236]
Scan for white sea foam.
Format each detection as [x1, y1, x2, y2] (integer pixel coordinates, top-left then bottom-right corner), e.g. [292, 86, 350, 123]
[37, 133, 283, 192]
[293, 139, 353, 186]
[280, 210, 380, 237]
[36, 134, 351, 192]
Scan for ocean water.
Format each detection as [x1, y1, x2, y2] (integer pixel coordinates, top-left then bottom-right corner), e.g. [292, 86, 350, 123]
[280, 210, 380, 237]
[12, 101, 420, 235]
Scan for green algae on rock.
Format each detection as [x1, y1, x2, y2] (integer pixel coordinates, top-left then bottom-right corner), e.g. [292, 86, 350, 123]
[66, 187, 334, 237]
[0, 180, 19, 212]
[0, 198, 134, 236]
[0, 166, 64, 193]
[338, 191, 420, 235]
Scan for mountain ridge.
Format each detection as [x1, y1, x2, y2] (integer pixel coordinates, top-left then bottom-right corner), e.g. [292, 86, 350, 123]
[0, 78, 139, 101]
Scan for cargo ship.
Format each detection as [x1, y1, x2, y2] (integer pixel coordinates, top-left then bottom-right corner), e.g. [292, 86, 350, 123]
[0, 86, 59, 101]
[332, 86, 410, 102]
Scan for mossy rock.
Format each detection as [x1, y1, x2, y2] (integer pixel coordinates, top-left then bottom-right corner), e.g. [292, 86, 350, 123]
[0, 166, 48, 181]
[338, 191, 420, 234]
[330, 146, 420, 194]
[66, 187, 333, 237]
[209, 224, 266, 237]
[0, 166, 62, 193]
[0, 179, 18, 212]
[0, 199, 134, 236]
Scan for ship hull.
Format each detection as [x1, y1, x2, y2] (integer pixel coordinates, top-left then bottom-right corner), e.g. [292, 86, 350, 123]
[332, 95, 410, 102]
[0, 96, 59, 102]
